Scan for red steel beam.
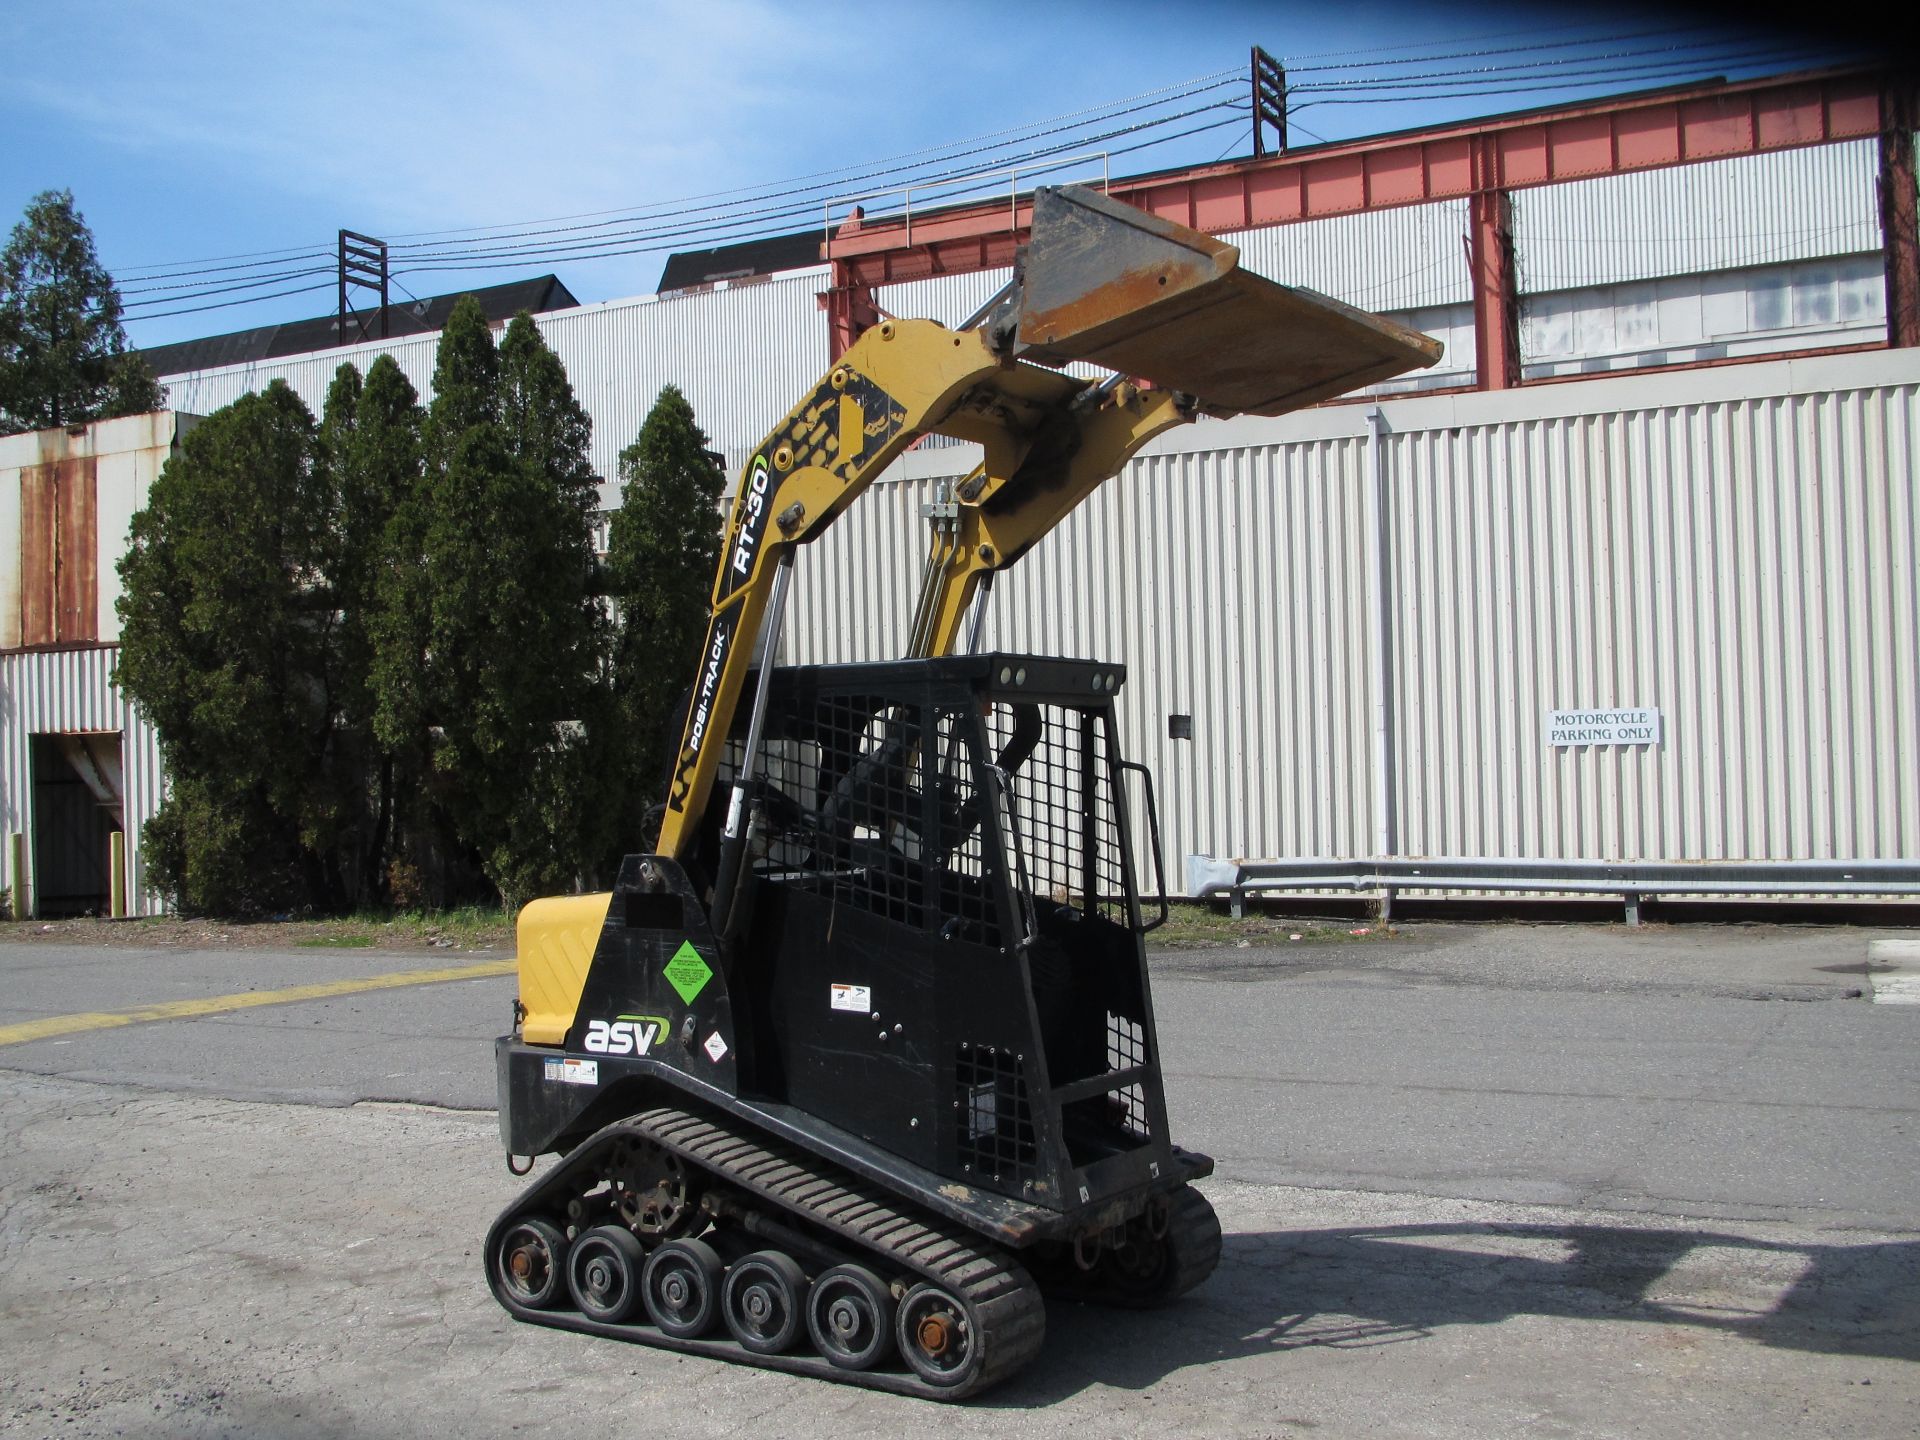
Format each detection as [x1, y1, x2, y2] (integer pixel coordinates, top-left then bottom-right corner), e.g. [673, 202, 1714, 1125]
[825, 66, 1886, 289]
[1468, 138, 1521, 390]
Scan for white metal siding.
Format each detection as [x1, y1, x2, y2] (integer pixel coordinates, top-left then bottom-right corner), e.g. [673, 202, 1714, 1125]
[875, 199, 1473, 328]
[0, 645, 166, 915]
[1522, 256, 1887, 376]
[1386, 373, 1919, 865]
[877, 270, 1013, 331]
[1226, 201, 1473, 312]
[157, 271, 833, 493]
[782, 348, 1920, 884]
[158, 331, 443, 455]
[1515, 140, 1881, 293]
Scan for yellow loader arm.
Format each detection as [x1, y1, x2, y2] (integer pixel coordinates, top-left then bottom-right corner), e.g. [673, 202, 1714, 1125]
[655, 184, 1442, 868]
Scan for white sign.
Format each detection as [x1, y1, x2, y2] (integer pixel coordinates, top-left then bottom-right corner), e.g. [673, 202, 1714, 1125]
[543, 1057, 599, 1087]
[830, 983, 872, 1014]
[703, 1031, 730, 1063]
[1547, 708, 1662, 746]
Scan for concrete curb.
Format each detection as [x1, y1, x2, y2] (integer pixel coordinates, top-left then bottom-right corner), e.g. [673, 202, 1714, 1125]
[1867, 937, 1920, 1004]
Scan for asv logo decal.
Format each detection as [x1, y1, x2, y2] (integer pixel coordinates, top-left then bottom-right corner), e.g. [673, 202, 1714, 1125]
[582, 1014, 668, 1056]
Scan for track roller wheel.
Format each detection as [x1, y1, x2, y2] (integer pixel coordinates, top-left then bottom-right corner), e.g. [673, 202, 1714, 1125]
[721, 1250, 810, 1354]
[567, 1224, 646, 1323]
[494, 1217, 569, 1310]
[806, 1264, 896, 1371]
[642, 1237, 725, 1338]
[896, 1282, 982, 1389]
[1093, 1185, 1222, 1306]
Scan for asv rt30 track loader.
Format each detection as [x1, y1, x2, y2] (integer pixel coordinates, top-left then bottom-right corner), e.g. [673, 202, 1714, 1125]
[484, 185, 1439, 1398]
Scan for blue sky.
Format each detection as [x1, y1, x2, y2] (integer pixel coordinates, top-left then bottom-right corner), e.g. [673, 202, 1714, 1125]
[0, 0, 1852, 348]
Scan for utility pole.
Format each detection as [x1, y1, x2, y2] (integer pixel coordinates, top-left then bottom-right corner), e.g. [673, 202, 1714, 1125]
[336, 230, 391, 346]
[1251, 46, 1288, 158]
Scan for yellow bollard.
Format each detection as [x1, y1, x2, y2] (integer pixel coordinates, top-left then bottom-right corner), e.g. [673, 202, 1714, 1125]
[7, 832, 24, 920]
[110, 830, 127, 919]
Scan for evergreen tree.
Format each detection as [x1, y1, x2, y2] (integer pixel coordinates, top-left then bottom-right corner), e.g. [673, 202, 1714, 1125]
[372, 298, 608, 906]
[605, 385, 726, 855]
[115, 382, 345, 914]
[318, 356, 426, 902]
[0, 189, 161, 434]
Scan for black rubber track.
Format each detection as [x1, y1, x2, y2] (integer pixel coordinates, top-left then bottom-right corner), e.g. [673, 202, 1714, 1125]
[486, 1105, 1047, 1400]
[1039, 1183, 1222, 1308]
[1138, 1184, 1223, 1304]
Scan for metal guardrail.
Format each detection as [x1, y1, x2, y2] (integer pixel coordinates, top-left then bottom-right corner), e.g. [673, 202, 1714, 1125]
[1185, 855, 1920, 925]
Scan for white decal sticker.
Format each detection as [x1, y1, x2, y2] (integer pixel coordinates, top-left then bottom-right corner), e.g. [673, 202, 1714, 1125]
[703, 1031, 730, 1063]
[582, 1015, 668, 1056]
[830, 983, 872, 1014]
[544, 1057, 599, 1087]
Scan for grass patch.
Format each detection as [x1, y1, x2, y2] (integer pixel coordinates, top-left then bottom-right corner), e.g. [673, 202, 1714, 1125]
[280, 906, 514, 952]
[1151, 901, 1395, 949]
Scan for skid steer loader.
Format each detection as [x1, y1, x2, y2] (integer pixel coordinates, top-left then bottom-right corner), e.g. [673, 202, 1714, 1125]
[485, 185, 1440, 1397]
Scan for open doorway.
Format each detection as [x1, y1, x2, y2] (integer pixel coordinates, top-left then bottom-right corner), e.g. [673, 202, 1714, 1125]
[29, 732, 124, 918]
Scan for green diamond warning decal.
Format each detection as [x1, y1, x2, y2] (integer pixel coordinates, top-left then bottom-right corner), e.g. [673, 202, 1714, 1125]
[663, 941, 714, 1005]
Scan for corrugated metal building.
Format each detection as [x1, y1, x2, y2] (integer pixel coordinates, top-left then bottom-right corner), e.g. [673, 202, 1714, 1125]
[154, 143, 1891, 490]
[7, 108, 1904, 914]
[1, 413, 196, 916]
[785, 347, 1919, 886]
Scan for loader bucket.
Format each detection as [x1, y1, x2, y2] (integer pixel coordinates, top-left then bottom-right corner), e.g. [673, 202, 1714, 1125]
[1016, 185, 1443, 415]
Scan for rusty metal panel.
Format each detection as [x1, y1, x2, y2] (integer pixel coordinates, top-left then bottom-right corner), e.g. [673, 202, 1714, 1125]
[18, 464, 55, 646]
[3, 415, 179, 651]
[55, 456, 98, 644]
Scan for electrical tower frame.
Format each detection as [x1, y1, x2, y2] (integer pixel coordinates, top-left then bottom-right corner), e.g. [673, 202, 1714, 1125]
[337, 230, 391, 346]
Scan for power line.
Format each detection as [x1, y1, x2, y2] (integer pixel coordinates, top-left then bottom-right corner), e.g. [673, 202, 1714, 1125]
[117, 67, 1243, 280]
[117, 241, 336, 281]
[120, 25, 1857, 330]
[121, 262, 337, 305]
[1288, 53, 1837, 111]
[387, 84, 1242, 258]
[117, 76, 1236, 307]
[387, 113, 1250, 280]
[1286, 23, 1739, 74]
[385, 99, 1245, 272]
[1290, 40, 1840, 94]
[129, 281, 337, 323]
[1279, 15, 1717, 64]
[383, 64, 1245, 245]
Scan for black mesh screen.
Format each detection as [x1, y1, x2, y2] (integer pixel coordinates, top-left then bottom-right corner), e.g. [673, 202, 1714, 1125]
[731, 691, 1007, 944]
[928, 711, 1002, 945]
[954, 1042, 1038, 1183]
[984, 701, 1129, 923]
[1106, 1012, 1151, 1137]
[746, 696, 926, 928]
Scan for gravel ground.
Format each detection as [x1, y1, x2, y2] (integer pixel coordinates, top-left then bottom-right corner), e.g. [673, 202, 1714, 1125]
[1, 1073, 1914, 1440]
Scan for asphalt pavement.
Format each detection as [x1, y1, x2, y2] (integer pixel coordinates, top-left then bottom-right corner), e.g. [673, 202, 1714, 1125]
[1, 919, 1916, 1437]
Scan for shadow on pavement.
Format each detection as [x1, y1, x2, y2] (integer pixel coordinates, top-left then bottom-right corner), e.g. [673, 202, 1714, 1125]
[990, 1221, 1920, 1405]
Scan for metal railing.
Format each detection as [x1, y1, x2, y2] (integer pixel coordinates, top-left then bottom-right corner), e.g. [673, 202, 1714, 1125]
[822, 152, 1111, 259]
[1185, 854, 1920, 925]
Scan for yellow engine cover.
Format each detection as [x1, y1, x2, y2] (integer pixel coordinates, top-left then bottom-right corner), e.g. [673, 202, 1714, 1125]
[516, 892, 613, 1044]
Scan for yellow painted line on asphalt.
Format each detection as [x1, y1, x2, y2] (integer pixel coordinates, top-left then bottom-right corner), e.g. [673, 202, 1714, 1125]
[0, 957, 517, 1049]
